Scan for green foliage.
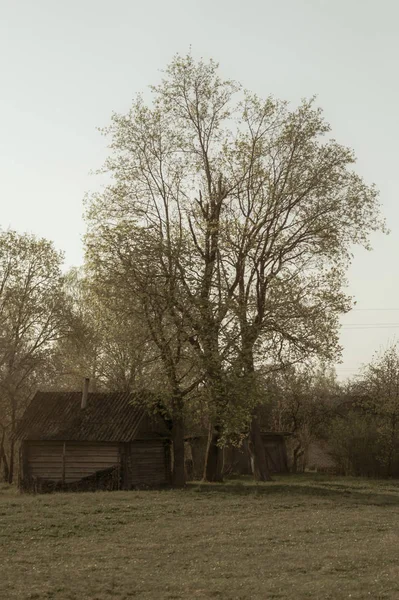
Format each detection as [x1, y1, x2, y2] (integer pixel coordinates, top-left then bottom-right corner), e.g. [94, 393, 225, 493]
[0, 230, 67, 481]
[328, 344, 399, 477]
[0, 230, 66, 414]
[328, 412, 381, 476]
[47, 266, 152, 393]
[85, 53, 385, 440]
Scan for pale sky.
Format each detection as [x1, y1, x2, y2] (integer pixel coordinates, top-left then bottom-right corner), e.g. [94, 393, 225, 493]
[1, 0, 398, 380]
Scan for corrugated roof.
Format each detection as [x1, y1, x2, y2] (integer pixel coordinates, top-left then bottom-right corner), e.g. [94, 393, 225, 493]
[16, 391, 171, 442]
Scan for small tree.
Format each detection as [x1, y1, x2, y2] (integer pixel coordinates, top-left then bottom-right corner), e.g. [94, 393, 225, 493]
[48, 267, 152, 393]
[0, 231, 67, 482]
[354, 344, 399, 477]
[328, 410, 380, 477]
[267, 365, 338, 472]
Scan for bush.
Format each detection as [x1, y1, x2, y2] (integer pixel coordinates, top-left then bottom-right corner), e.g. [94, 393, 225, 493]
[328, 411, 399, 478]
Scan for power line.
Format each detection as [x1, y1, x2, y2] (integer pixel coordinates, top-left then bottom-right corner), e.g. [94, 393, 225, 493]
[342, 323, 399, 326]
[351, 309, 399, 311]
[341, 326, 399, 330]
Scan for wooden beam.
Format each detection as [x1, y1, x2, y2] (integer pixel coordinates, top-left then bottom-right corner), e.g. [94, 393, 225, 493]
[62, 442, 66, 486]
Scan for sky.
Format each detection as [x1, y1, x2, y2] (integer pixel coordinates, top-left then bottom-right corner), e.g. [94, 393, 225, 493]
[1, 0, 398, 380]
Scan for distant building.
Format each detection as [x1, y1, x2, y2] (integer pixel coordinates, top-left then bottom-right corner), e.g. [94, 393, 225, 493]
[304, 440, 338, 473]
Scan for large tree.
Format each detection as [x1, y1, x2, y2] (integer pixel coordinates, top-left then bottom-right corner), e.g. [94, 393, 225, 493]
[86, 54, 385, 482]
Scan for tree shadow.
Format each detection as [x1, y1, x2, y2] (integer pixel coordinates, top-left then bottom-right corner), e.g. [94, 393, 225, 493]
[186, 479, 399, 506]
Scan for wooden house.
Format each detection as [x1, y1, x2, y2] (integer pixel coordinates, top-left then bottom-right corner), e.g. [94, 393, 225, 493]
[16, 383, 171, 492]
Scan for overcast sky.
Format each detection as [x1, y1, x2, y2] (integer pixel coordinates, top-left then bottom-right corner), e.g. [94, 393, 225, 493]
[1, 0, 398, 379]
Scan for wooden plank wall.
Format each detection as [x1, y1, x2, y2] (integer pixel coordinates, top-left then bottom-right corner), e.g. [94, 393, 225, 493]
[64, 443, 119, 483]
[27, 441, 120, 483]
[27, 442, 64, 481]
[129, 440, 169, 486]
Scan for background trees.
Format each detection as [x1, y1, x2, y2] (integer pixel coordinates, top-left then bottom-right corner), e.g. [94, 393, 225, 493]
[47, 267, 152, 393]
[0, 55, 388, 487]
[328, 344, 399, 477]
[266, 365, 338, 472]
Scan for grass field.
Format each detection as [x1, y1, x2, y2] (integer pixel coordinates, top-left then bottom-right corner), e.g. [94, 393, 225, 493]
[1, 475, 399, 599]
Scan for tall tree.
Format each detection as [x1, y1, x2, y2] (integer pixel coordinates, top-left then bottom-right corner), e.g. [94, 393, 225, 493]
[86, 54, 385, 482]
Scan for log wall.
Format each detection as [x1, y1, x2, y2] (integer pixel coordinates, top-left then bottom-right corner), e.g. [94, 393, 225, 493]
[126, 439, 171, 487]
[21, 439, 171, 491]
[26, 441, 120, 483]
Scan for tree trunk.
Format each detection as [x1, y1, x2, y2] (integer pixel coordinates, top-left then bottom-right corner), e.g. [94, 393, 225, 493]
[171, 411, 186, 488]
[292, 442, 304, 474]
[8, 438, 15, 484]
[8, 406, 16, 484]
[0, 429, 3, 473]
[241, 338, 272, 482]
[237, 324, 273, 482]
[200, 331, 225, 483]
[0, 430, 9, 483]
[249, 410, 273, 481]
[203, 424, 224, 482]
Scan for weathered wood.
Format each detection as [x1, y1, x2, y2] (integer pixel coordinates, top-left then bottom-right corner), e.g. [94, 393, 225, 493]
[64, 444, 119, 482]
[26, 442, 63, 482]
[127, 440, 170, 487]
[19, 395, 172, 492]
[22, 441, 29, 480]
[62, 442, 66, 485]
[23, 441, 121, 486]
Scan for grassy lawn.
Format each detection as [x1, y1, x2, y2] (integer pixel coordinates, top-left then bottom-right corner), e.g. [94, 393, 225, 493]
[1, 475, 399, 599]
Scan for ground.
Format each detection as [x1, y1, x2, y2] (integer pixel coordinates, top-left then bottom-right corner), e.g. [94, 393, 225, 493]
[1, 475, 399, 600]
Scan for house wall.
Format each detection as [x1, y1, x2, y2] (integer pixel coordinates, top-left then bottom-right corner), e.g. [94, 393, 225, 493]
[22, 441, 120, 486]
[21, 439, 171, 491]
[123, 439, 171, 488]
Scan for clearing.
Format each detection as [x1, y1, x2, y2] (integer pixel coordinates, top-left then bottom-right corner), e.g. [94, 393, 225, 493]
[1, 475, 399, 599]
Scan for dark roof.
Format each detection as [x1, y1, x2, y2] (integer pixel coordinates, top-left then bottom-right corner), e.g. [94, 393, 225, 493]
[16, 391, 171, 442]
